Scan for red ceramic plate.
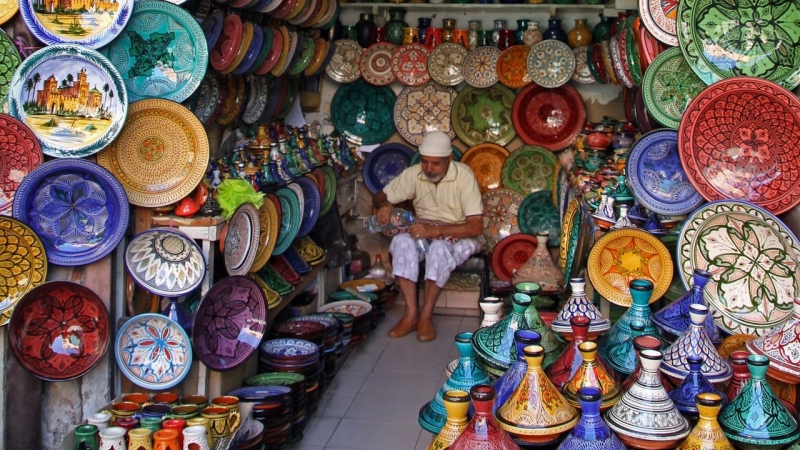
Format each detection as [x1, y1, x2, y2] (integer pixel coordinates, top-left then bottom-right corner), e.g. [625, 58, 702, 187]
[271, 0, 299, 20]
[491, 234, 538, 282]
[0, 114, 43, 214]
[637, 25, 664, 71]
[678, 77, 800, 214]
[210, 14, 243, 72]
[391, 43, 430, 86]
[9, 281, 110, 381]
[255, 29, 283, 76]
[591, 43, 609, 84]
[512, 83, 586, 151]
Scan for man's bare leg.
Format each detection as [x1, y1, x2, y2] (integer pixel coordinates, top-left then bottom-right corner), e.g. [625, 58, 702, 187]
[387, 276, 419, 338]
[417, 280, 441, 342]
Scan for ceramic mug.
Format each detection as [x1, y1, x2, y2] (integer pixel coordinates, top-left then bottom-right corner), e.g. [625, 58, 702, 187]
[450, 29, 469, 47]
[127, 428, 153, 450]
[186, 417, 213, 447]
[107, 402, 140, 422]
[181, 395, 208, 410]
[201, 407, 241, 441]
[401, 27, 419, 44]
[151, 393, 180, 406]
[210, 396, 239, 412]
[139, 417, 163, 434]
[168, 405, 199, 420]
[88, 411, 112, 430]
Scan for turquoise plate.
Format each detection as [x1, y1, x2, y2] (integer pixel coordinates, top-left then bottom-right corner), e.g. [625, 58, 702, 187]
[518, 190, 561, 247]
[273, 187, 301, 256]
[101, 0, 208, 103]
[331, 78, 396, 145]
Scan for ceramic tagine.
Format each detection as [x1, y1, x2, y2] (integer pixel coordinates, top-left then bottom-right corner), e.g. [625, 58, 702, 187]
[724, 350, 749, 402]
[450, 385, 521, 450]
[562, 342, 622, 412]
[496, 345, 579, 445]
[479, 297, 504, 328]
[668, 355, 727, 421]
[428, 390, 471, 450]
[547, 316, 610, 391]
[473, 294, 534, 377]
[747, 297, 800, 385]
[494, 330, 542, 414]
[551, 278, 611, 339]
[718, 355, 800, 450]
[653, 269, 721, 344]
[621, 334, 673, 392]
[512, 233, 564, 294]
[420, 332, 492, 434]
[659, 305, 732, 385]
[518, 289, 562, 369]
[677, 393, 734, 450]
[557, 387, 627, 450]
[605, 349, 691, 450]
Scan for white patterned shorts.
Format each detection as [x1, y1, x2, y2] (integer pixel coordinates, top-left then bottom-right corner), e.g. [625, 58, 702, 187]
[389, 233, 483, 288]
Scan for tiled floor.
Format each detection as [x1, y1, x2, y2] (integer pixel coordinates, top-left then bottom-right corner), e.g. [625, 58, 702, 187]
[290, 299, 480, 450]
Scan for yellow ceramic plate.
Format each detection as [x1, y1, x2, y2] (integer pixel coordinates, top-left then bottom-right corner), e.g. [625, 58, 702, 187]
[304, 38, 327, 76]
[250, 197, 279, 274]
[271, 27, 292, 77]
[0, 217, 47, 326]
[0, 0, 18, 26]
[284, 0, 308, 21]
[96, 99, 209, 207]
[460, 143, 510, 194]
[587, 228, 673, 306]
[221, 22, 253, 75]
[249, 273, 281, 309]
[560, 198, 580, 273]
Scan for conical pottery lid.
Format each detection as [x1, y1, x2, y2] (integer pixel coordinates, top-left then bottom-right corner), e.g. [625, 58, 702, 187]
[523, 289, 563, 368]
[512, 233, 564, 293]
[653, 269, 721, 343]
[747, 298, 800, 384]
[429, 390, 471, 450]
[558, 387, 627, 450]
[450, 385, 521, 450]
[562, 342, 622, 411]
[552, 278, 611, 337]
[494, 330, 542, 415]
[668, 355, 727, 418]
[680, 393, 735, 450]
[473, 294, 533, 375]
[660, 305, 732, 384]
[546, 316, 592, 390]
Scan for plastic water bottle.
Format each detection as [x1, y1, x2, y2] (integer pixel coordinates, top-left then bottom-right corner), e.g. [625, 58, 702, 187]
[364, 208, 429, 254]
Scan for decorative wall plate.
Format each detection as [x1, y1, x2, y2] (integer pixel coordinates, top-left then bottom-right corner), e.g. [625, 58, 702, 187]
[255, 28, 282, 75]
[9, 44, 127, 158]
[270, 27, 295, 77]
[210, 13, 242, 72]
[96, 99, 209, 207]
[626, 129, 703, 215]
[192, 276, 267, 371]
[330, 79, 395, 145]
[391, 43, 430, 86]
[625, 18, 643, 85]
[641, 48, 703, 129]
[590, 43, 610, 84]
[0, 114, 43, 214]
[609, 32, 634, 88]
[512, 83, 585, 151]
[393, 82, 457, 146]
[318, 299, 372, 317]
[501, 145, 557, 197]
[293, 176, 321, 238]
[572, 46, 594, 84]
[362, 143, 414, 194]
[248, 25, 274, 75]
[491, 233, 538, 281]
[305, 38, 328, 76]
[261, 338, 319, 359]
[496, 45, 532, 89]
[600, 40, 618, 85]
[225, 203, 261, 276]
[13, 159, 129, 266]
[640, 0, 678, 46]
[232, 23, 265, 75]
[125, 228, 205, 297]
[677, 200, 800, 336]
[20, 0, 132, 48]
[10, 282, 108, 381]
[0, 30, 20, 108]
[102, 1, 207, 103]
[587, 228, 673, 306]
[0, 217, 47, 326]
[250, 196, 279, 274]
[410, 146, 462, 165]
[201, 10, 224, 51]
[359, 43, 397, 86]
[559, 198, 581, 285]
[325, 39, 362, 84]
[527, 40, 575, 88]
[462, 46, 501, 88]
[678, 77, 800, 214]
[482, 188, 523, 251]
[427, 42, 467, 86]
[517, 190, 561, 247]
[0, 0, 17, 26]
[618, 21, 638, 86]
[451, 84, 516, 147]
[460, 143, 510, 194]
[320, 165, 337, 216]
[273, 188, 301, 256]
[242, 75, 268, 125]
[183, 71, 220, 125]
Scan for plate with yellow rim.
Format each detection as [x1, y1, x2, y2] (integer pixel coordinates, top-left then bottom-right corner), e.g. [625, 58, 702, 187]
[221, 21, 254, 75]
[460, 143, 510, 194]
[587, 228, 673, 306]
[559, 198, 581, 286]
[250, 195, 280, 274]
[0, 0, 18, 27]
[0, 216, 47, 326]
[271, 26, 292, 77]
[249, 273, 282, 309]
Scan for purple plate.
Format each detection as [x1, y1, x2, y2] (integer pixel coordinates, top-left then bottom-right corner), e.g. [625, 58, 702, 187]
[201, 10, 225, 51]
[228, 385, 292, 400]
[233, 24, 264, 75]
[362, 143, 414, 194]
[192, 276, 268, 371]
[293, 176, 321, 238]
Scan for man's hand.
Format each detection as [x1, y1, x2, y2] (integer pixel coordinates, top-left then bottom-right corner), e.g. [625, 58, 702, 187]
[377, 203, 394, 226]
[409, 223, 437, 239]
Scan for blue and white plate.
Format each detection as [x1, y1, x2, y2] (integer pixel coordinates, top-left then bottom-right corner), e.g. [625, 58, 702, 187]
[260, 338, 319, 358]
[19, 0, 133, 48]
[294, 176, 320, 238]
[363, 143, 414, 195]
[227, 385, 292, 400]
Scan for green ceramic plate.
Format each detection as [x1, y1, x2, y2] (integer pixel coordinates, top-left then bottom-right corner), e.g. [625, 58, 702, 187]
[0, 30, 20, 108]
[643, 47, 706, 129]
[246, 372, 305, 386]
[319, 165, 337, 216]
[559, 198, 582, 286]
[331, 78, 396, 145]
[275, 76, 298, 120]
[500, 145, 557, 197]
[518, 190, 561, 247]
[451, 84, 516, 147]
[288, 37, 316, 76]
[625, 17, 642, 86]
[256, 263, 293, 295]
[273, 187, 301, 256]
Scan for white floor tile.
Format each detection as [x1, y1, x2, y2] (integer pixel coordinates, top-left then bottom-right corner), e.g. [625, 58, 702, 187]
[301, 417, 340, 447]
[326, 419, 422, 450]
[314, 391, 357, 419]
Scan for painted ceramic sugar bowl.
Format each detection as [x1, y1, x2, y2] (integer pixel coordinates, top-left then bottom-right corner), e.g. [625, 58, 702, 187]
[562, 342, 622, 412]
[659, 305, 732, 385]
[747, 297, 800, 385]
[557, 387, 627, 450]
[450, 385, 521, 450]
[677, 393, 734, 450]
[551, 278, 611, 339]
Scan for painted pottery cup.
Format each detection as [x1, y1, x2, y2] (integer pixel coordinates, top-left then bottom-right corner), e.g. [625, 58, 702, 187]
[201, 407, 241, 441]
[75, 424, 99, 450]
[108, 402, 140, 421]
[88, 411, 112, 430]
[127, 428, 153, 450]
[210, 396, 239, 412]
[186, 418, 213, 447]
[139, 417, 163, 434]
[168, 405, 200, 420]
[181, 395, 208, 410]
[161, 419, 186, 447]
[152, 428, 182, 450]
[151, 393, 180, 406]
[402, 27, 419, 44]
[121, 393, 151, 407]
[98, 426, 127, 450]
[113, 417, 138, 433]
[141, 404, 172, 420]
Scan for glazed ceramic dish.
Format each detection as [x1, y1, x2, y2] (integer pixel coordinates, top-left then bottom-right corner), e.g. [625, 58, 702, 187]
[210, 14, 243, 72]
[0, 0, 17, 26]
[427, 42, 467, 86]
[500, 145, 557, 197]
[10, 282, 108, 381]
[242, 75, 268, 125]
[184, 72, 220, 125]
[394, 82, 457, 146]
[13, 159, 129, 266]
[451, 85, 516, 147]
[96, 99, 209, 207]
[330, 79, 395, 145]
[559, 198, 581, 285]
[677, 200, 800, 336]
[460, 143, 510, 194]
[250, 196, 279, 274]
[0, 114, 43, 215]
[261, 338, 319, 359]
[462, 46, 501, 88]
[481, 188, 523, 251]
[517, 190, 561, 247]
[0, 30, 21, 108]
[642, 48, 705, 129]
[512, 83, 585, 151]
[496, 45, 533, 89]
[0, 217, 47, 326]
[20, 0, 133, 48]
[527, 40, 575, 88]
[362, 143, 414, 194]
[318, 300, 372, 317]
[192, 276, 267, 371]
[225, 203, 261, 276]
[9, 44, 127, 158]
[491, 234, 538, 281]
[325, 39, 362, 83]
[125, 228, 205, 297]
[572, 46, 595, 84]
[319, 165, 337, 216]
[116, 313, 191, 389]
[391, 43, 431, 86]
[359, 42, 397, 86]
[293, 176, 321, 238]
[273, 188, 301, 256]
[640, 0, 678, 45]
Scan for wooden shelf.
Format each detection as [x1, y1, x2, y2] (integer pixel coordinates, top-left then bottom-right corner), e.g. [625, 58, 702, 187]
[267, 255, 331, 327]
[339, 1, 618, 14]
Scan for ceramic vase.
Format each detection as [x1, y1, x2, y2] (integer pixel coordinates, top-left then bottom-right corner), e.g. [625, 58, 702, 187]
[677, 393, 734, 450]
[523, 21, 543, 46]
[493, 330, 542, 414]
[128, 428, 153, 450]
[442, 18, 457, 42]
[660, 305, 732, 385]
[467, 20, 481, 49]
[420, 332, 492, 434]
[543, 19, 568, 43]
[718, 355, 800, 450]
[497, 29, 514, 50]
[567, 19, 592, 48]
[428, 390, 471, 450]
[386, 10, 408, 45]
[75, 424, 100, 450]
[547, 316, 611, 391]
[497, 345, 579, 445]
[551, 278, 611, 339]
[514, 20, 529, 45]
[724, 350, 749, 402]
[621, 334, 674, 392]
[450, 385, 521, 450]
[669, 355, 727, 422]
[605, 349, 691, 449]
[99, 427, 126, 450]
[747, 297, 800, 384]
[593, 16, 615, 41]
[417, 17, 432, 44]
[182, 425, 210, 450]
[479, 297, 503, 328]
[491, 20, 506, 47]
[653, 269, 721, 344]
[355, 14, 377, 48]
[512, 233, 564, 293]
[562, 342, 622, 411]
[598, 279, 661, 375]
[472, 294, 533, 376]
[557, 387, 627, 450]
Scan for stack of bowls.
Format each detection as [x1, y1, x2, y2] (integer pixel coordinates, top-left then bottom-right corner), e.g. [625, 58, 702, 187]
[227, 386, 292, 449]
[259, 338, 322, 404]
[286, 315, 343, 379]
[318, 300, 373, 344]
[317, 312, 354, 347]
[245, 372, 308, 444]
[339, 279, 388, 322]
[270, 322, 327, 390]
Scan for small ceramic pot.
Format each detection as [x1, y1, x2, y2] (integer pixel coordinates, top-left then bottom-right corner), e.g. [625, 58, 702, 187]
[161, 420, 186, 448]
[210, 396, 239, 412]
[139, 417, 163, 434]
[99, 426, 127, 450]
[151, 393, 180, 406]
[121, 393, 150, 407]
[75, 424, 99, 450]
[181, 395, 208, 410]
[169, 405, 200, 421]
[127, 428, 153, 450]
[424, 27, 443, 49]
[88, 411, 112, 430]
[201, 407, 241, 442]
[186, 418, 213, 447]
[153, 429, 180, 450]
[182, 425, 211, 450]
[113, 417, 138, 433]
[141, 404, 171, 420]
[402, 27, 420, 44]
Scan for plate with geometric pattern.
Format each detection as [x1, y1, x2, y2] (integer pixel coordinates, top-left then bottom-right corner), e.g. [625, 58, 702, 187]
[125, 228, 205, 297]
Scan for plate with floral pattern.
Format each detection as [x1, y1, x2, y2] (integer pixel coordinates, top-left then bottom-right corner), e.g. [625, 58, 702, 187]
[462, 46, 501, 88]
[0, 114, 43, 215]
[677, 200, 800, 335]
[527, 40, 575, 88]
[451, 84, 516, 147]
[559, 198, 582, 285]
[359, 42, 397, 86]
[460, 143, 510, 194]
[572, 46, 594, 84]
[225, 203, 260, 276]
[325, 39, 362, 84]
[482, 188, 523, 251]
[116, 313, 191, 389]
[393, 82, 457, 146]
[20, 0, 133, 48]
[125, 228, 205, 297]
[609, 31, 634, 88]
[331, 78, 395, 145]
[0, 217, 47, 327]
[640, 0, 678, 46]
[391, 43, 430, 86]
[496, 45, 532, 89]
[642, 47, 704, 129]
[501, 145, 557, 197]
[427, 42, 467, 86]
[512, 83, 585, 151]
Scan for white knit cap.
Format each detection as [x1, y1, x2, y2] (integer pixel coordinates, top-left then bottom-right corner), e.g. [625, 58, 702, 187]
[418, 131, 453, 157]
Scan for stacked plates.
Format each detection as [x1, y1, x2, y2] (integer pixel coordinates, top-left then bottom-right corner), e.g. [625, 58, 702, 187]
[245, 372, 309, 442]
[330, 291, 379, 330]
[317, 312, 355, 347]
[292, 236, 326, 265]
[318, 300, 373, 344]
[339, 279, 387, 322]
[287, 315, 343, 380]
[259, 339, 322, 399]
[228, 385, 293, 450]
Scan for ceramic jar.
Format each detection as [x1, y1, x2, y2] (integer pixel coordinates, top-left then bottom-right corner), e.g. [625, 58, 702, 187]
[385, 10, 408, 45]
[747, 297, 800, 384]
[128, 428, 153, 450]
[677, 393, 734, 450]
[355, 14, 377, 48]
[491, 20, 506, 47]
[472, 293, 533, 376]
[660, 305, 732, 385]
[497, 29, 514, 50]
[547, 316, 610, 391]
[543, 19, 568, 43]
[182, 426, 210, 450]
[653, 269, 721, 344]
[428, 390, 471, 450]
[479, 297, 503, 328]
[493, 330, 541, 414]
[442, 18, 457, 42]
[621, 334, 673, 392]
[562, 342, 622, 411]
[75, 424, 100, 450]
[557, 387, 626, 450]
[593, 16, 615, 41]
[99, 426, 126, 450]
[669, 356, 727, 421]
[153, 429, 180, 450]
[450, 385, 520, 450]
[551, 278, 611, 339]
[512, 233, 564, 293]
[523, 21, 543, 46]
[567, 19, 592, 48]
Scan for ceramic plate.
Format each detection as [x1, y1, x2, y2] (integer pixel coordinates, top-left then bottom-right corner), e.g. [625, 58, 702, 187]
[192, 276, 267, 371]
[410, 146, 463, 165]
[572, 46, 595, 84]
[517, 190, 561, 247]
[0, 217, 47, 326]
[677, 200, 800, 335]
[250, 196, 279, 274]
[0, 0, 17, 26]
[273, 188, 301, 256]
[587, 228, 673, 306]
[330, 78, 395, 145]
[261, 338, 319, 359]
[678, 77, 800, 214]
[625, 18, 643, 85]
[512, 83, 585, 151]
[183, 71, 220, 125]
[391, 43, 430, 86]
[560, 198, 582, 285]
[9, 44, 127, 158]
[626, 129, 703, 215]
[13, 159, 129, 266]
[640, 0, 678, 46]
[362, 143, 414, 194]
[294, 176, 321, 238]
[102, 1, 207, 103]
[393, 82, 457, 147]
[305, 38, 329, 76]
[232, 23, 265, 75]
[225, 203, 261, 276]
[527, 40, 575, 88]
[271, 27, 296, 77]
[610, 32, 634, 88]
[0, 114, 43, 214]
[491, 233, 538, 281]
[427, 42, 467, 86]
[460, 143, 509, 194]
[318, 300, 372, 317]
[125, 228, 205, 297]
[288, 37, 315, 76]
[501, 145, 557, 197]
[325, 39, 362, 84]
[482, 188, 523, 251]
[642, 48, 704, 129]
[451, 84, 516, 147]
[0, 31, 21, 108]
[116, 313, 190, 389]
[320, 166, 337, 216]
[210, 13, 242, 72]
[496, 45, 532, 89]
[20, 0, 132, 48]
[462, 46, 501, 88]
[96, 99, 209, 207]
[201, 9, 224, 51]
[10, 282, 108, 381]
[242, 75, 268, 125]
[255, 28, 282, 76]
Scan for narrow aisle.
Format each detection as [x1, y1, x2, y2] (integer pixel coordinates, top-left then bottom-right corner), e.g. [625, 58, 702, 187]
[291, 298, 480, 450]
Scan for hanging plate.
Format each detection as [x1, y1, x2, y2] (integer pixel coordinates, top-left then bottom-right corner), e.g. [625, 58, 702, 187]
[330, 78, 395, 145]
[294, 176, 321, 238]
[639, 0, 678, 46]
[394, 82, 457, 147]
[460, 143, 510, 194]
[183, 71, 221, 125]
[642, 48, 704, 129]
[255, 28, 283, 76]
[427, 42, 468, 86]
[391, 43, 430, 86]
[517, 190, 561, 247]
[250, 196, 279, 274]
[501, 145, 557, 198]
[512, 83, 585, 151]
[273, 187, 301, 256]
[319, 165, 337, 216]
[559, 198, 582, 285]
[496, 45, 533, 89]
[362, 143, 414, 195]
[0, 30, 21, 108]
[325, 39, 362, 84]
[0, 114, 43, 214]
[491, 233, 538, 282]
[451, 84, 516, 147]
[242, 74, 268, 125]
[572, 46, 595, 84]
[527, 40, 575, 88]
[225, 203, 261, 276]
[201, 9, 225, 51]
[481, 188, 523, 251]
[20, 0, 132, 48]
[0, 217, 47, 327]
[462, 46, 501, 88]
[125, 228, 205, 297]
[116, 313, 191, 389]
